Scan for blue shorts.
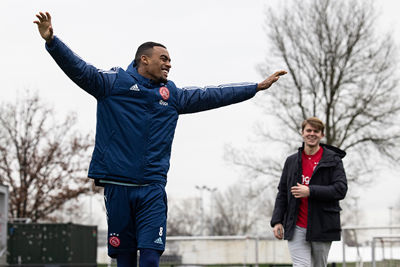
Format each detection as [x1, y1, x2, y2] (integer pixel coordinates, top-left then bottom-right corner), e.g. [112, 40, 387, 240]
[103, 183, 167, 258]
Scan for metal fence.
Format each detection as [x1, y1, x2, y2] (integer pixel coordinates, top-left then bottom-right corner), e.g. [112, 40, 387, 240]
[342, 225, 400, 267]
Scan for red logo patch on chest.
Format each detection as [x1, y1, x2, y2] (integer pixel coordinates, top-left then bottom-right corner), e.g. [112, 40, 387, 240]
[109, 236, 121, 247]
[159, 87, 170, 100]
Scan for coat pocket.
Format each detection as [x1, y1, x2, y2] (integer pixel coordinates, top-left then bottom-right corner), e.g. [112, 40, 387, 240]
[322, 206, 342, 232]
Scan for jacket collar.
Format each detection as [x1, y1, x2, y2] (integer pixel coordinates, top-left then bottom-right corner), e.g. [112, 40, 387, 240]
[126, 59, 166, 88]
[297, 143, 346, 162]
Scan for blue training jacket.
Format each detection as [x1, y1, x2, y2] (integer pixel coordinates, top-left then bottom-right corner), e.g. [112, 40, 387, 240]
[46, 36, 258, 186]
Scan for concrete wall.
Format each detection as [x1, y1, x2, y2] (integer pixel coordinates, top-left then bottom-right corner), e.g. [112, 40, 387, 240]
[164, 236, 291, 265]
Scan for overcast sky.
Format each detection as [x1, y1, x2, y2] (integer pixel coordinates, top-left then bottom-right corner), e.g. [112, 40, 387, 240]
[1, 0, 399, 228]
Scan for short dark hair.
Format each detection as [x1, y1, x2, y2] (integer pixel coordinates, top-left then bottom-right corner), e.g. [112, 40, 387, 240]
[134, 41, 166, 67]
[301, 117, 325, 134]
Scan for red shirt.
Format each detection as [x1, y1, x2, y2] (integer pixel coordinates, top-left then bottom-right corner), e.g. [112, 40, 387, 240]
[296, 146, 323, 228]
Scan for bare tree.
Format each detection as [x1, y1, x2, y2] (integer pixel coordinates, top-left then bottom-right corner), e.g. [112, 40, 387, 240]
[167, 197, 203, 236]
[0, 92, 95, 222]
[166, 182, 274, 236]
[212, 182, 274, 236]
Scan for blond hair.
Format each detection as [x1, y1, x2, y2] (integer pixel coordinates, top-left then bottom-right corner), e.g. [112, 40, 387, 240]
[301, 117, 325, 134]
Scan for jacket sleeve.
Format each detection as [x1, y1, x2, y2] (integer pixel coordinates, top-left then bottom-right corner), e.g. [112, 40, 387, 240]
[309, 159, 348, 201]
[270, 158, 290, 227]
[45, 36, 117, 100]
[175, 83, 257, 114]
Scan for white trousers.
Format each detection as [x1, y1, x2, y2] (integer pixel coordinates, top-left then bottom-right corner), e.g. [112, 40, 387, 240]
[288, 226, 332, 267]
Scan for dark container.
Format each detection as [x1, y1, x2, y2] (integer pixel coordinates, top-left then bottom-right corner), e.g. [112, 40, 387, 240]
[7, 223, 97, 267]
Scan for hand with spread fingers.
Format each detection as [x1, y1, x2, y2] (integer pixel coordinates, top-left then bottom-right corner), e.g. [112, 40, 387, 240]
[257, 70, 287, 91]
[33, 12, 54, 43]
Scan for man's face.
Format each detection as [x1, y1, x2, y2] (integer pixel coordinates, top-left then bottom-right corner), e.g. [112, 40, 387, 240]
[301, 123, 324, 148]
[143, 46, 171, 83]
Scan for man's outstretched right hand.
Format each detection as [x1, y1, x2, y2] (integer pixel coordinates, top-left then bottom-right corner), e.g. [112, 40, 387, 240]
[34, 12, 54, 43]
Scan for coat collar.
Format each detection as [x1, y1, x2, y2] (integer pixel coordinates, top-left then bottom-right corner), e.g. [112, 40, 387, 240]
[126, 59, 167, 89]
[298, 143, 345, 157]
[297, 143, 346, 165]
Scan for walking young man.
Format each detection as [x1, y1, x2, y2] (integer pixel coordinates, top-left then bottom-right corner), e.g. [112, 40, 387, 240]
[34, 12, 286, 267]
[271, 117, 347, 267]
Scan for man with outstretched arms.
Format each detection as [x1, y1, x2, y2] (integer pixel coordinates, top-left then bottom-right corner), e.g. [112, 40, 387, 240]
[34, 11, 286, 267]
[271, 117, 347, 267]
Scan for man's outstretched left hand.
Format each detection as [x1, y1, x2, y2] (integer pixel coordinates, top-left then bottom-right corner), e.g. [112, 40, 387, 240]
[257, 70, 287, 91]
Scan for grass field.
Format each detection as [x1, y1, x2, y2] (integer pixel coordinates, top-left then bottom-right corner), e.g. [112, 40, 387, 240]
[97, 260, 400, 267]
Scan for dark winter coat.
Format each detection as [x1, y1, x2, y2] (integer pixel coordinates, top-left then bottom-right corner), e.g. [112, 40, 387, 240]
[270, 144, 347, 241]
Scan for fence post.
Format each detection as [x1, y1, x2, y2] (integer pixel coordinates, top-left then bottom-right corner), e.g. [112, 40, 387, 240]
[342, 238, 346, 267]
[371, 237, 376, 267]
[255, 237, 259, 267]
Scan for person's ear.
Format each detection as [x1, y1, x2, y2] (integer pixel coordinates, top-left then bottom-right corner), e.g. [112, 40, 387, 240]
[141, 55, 149, 65]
